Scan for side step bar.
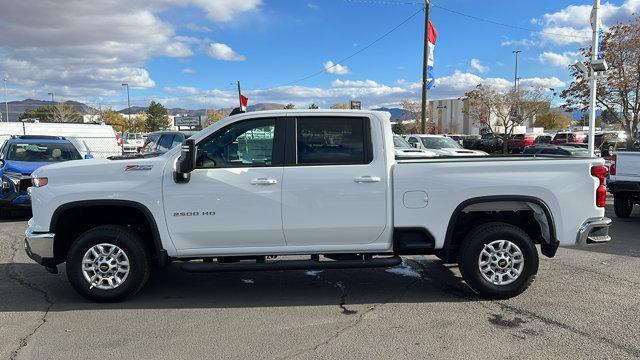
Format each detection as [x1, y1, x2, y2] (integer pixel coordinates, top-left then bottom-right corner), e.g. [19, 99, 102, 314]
[180, 256, 402, 273]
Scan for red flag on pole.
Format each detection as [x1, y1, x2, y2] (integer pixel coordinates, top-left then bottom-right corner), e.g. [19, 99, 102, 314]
[240, 94, 248, 111]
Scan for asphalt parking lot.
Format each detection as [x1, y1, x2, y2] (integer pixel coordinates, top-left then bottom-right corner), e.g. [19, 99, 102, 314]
[1, 202, 639, 360]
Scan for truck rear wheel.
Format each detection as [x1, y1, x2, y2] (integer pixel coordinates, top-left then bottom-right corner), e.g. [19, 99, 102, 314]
[614, 195, 633, 218]
[66, 225, 150, 302]
[459, 222, 538, 299]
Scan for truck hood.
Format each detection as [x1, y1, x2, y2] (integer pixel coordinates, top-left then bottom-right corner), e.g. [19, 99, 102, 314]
[31, 155, 169, 179]
[2, 160, 53, 175]
[432, 148, 489, 156]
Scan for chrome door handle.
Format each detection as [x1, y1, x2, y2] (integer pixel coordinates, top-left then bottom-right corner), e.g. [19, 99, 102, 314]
[251, 178, 278, 185]
[354, 176, 381, 183]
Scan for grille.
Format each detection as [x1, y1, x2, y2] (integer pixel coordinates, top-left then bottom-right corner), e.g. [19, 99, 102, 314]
[18, 178, 31, 193]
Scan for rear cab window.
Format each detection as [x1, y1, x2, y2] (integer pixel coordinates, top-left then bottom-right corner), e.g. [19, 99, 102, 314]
[295, 117, 372, 165]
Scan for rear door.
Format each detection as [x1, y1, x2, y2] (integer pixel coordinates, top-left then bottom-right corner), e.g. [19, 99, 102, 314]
[281, 116, 387, 246]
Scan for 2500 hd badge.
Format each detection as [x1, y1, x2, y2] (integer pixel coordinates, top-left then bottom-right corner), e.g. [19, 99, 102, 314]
[173, 211, 215, 217]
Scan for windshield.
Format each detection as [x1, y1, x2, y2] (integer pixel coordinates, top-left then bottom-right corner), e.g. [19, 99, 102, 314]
[6, 141, 82, 162]
[393, 135, 412, 149]
[420, 136, 462, 149]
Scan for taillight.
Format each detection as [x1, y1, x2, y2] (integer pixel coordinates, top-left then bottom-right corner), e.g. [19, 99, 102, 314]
[609, 155, 616, 175]
[116, 134, 122, 147]
[591, 165, 607, 207]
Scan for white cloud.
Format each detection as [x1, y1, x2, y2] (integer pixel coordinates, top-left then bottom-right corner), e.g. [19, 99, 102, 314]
[535, 0, 640, 45]
[185, 23, 212, 32]
[163, 86, 199, 95]
[518, 77, 565, 89]
[323, 61, 350, 75]
[538, 51, 580, 68]
[0, 0, 259, 98]
[181, 67, 196, 74]
[206, 42, 246, 61]
[308, 3, 319, 10]
[500, 37, 538, 47]
[470, 58, 489, 73]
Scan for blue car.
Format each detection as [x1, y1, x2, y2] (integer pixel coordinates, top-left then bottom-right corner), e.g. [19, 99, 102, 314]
[0, 135, 87, 213]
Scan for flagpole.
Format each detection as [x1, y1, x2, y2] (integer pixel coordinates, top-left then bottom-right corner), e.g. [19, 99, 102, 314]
[587, 0, 600, 158]
[237, 81, 242, 109]
[420, 0, 430, 134]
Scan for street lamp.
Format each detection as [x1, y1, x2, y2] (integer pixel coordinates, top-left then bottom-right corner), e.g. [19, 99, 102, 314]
[47, 92, 54, 103]
[512, 50, 522, 91]
[2, 78, 8, 122]
[121, 83, 131, 154]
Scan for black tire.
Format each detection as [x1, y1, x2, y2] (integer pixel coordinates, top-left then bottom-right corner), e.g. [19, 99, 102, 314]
[459, 222, 538, 299]
[614, 195, 633, 218]
[66, 225, 150, 302]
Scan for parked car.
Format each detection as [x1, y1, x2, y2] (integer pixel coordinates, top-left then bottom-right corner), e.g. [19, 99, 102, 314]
[506, 133, 536, 153]
[595, 131, 628, 157]
[522, 144, 590, 157]
[608, 152, 640, 218]
[139, 131, 195, 155]
[551, 131, 587, 145]
[461, 134, 482, 149]
[123, 133, 145, 154]
[534, 134, 553, 144]
[0, 135, 89, 215]
[26, 109, 610, 302]
[393, 135, 437, 158]
[476, 132, 505, 153]
[404, 134, 489, 156]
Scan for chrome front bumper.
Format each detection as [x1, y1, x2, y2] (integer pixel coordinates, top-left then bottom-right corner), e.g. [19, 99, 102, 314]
[576, 217, 612, 245]
[24, 227, 55, 262]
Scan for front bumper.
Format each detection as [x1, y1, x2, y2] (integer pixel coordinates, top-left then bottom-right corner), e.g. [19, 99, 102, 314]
[24, 227, 56, 267]
[576, 217, 612, 245]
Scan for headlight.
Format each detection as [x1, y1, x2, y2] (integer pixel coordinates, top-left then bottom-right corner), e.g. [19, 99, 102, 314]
[3, 171, 22, 186]
[32, 177, 48, 187]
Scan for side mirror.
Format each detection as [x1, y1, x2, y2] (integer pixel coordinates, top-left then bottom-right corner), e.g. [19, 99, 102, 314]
[174, 138, 196, 183]
[84, 154, 94, 159]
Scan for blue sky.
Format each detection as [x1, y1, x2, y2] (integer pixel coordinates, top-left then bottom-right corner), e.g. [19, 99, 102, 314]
[1, 0, 637, 110]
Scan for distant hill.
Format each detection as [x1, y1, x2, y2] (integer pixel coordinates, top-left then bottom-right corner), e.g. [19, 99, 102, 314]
[1, 99, 96, 122]
[372, 107, 411, 121]
[118, 103, 286, 117]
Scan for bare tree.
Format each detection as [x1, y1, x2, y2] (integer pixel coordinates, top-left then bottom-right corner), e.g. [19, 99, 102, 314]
[330, 103, 349, 109]
[400, 99, 436, 133]
[50, 103, 83, 123]
[562, 17, 640, 144]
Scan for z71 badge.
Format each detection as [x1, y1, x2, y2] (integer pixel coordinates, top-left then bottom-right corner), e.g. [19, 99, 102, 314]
[125, 165, 153, 171]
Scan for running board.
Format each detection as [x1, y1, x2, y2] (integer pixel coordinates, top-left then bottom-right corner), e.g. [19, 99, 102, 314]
[180, 256, 402, 273]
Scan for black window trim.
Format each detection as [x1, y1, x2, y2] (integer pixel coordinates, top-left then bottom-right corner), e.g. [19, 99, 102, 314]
[284, 116, 374, 167]
[193, 116, 285, 169]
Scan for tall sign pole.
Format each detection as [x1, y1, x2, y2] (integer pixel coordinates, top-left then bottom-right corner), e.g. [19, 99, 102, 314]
[420, 0, 430, 134]
[237, 81, 242, 109]
[588, 0, 600, 157]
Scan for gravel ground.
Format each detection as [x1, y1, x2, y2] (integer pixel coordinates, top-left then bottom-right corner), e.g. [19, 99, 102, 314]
[1, 202, 639, 360]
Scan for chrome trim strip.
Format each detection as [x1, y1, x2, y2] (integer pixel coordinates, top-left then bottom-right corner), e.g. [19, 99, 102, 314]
[576, 217, 612, 245]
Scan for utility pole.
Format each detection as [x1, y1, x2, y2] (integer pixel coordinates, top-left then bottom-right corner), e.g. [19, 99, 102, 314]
[237, 81, 242, 109]
[587, 0, 600, 157]
[122, 83, 130, 154]
[512, 50, 522, 91]
[47, 92, 54, 103]
[420, 0, 431, 134]
[2, 78, 8, 122]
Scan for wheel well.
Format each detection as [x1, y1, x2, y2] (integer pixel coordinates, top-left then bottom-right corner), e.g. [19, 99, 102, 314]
[441, 198, 557, 262]
[51, 203, 164, 265]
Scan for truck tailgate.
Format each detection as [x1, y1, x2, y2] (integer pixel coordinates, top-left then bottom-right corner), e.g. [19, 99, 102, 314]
[614, 152, 640, 181]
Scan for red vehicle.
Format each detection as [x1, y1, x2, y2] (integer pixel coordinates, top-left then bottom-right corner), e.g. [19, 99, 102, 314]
[552, 131, 587, 145]
[507, 133, 536, 153]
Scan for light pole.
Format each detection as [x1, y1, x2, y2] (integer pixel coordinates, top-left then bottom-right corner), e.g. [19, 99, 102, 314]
[512, 50, 522, 91]
[2, 78, 8, 122]
[47, 92, 54, 103]
[122, 83, 131, 154]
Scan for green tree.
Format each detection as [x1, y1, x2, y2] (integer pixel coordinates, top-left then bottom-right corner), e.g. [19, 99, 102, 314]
[308, 103, 319, 109]
[534, 110, 573, 130]
[392, 122, 407, 135]
[284, 103, 295, 109]
[145, 101, 170, 132]
[18, 103, 82, 123]
[19, 106, 54, 122]
[330, 103, 350, 109]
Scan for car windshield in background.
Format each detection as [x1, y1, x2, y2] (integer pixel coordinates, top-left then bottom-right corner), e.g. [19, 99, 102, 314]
[6, 142, 81, 162]
[420, 137, 462, 149]
[393, 135, 412, 149]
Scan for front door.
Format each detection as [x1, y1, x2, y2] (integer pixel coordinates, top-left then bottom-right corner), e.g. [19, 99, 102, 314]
[163, 117, 286, 252]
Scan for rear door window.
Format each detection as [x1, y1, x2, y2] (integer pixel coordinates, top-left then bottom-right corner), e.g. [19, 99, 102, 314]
[157, 134, 176, 152]
[296, 117, 370, 165]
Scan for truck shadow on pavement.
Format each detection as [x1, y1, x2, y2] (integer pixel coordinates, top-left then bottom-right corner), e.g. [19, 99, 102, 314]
[0, 258, 477, 311]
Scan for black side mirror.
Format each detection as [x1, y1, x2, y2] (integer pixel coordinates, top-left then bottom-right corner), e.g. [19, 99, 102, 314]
[174, 139, 196, 183]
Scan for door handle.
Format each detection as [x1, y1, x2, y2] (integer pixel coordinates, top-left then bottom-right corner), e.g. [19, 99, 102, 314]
[251, 178, 278, 185]
[354, 176, 381, 183]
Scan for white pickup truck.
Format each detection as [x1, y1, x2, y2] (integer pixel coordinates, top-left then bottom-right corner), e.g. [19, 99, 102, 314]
[25, 110, 612, 302]
[608, 151, 640, 217]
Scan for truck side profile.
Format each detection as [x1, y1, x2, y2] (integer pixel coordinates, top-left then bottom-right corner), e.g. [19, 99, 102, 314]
[25, 110, 612, 302]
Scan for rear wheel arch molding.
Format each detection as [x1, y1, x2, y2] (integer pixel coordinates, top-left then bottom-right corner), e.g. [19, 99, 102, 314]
[49, 200, 167, 265]
[443, 195, 558, 258]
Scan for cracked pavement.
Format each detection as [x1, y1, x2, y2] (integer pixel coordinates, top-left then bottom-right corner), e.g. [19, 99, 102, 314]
[1, 203, 639, 359]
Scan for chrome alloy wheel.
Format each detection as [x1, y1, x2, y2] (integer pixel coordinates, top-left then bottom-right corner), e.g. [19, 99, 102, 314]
[478, 240, 524, 286]
[81, 243, 130, 290]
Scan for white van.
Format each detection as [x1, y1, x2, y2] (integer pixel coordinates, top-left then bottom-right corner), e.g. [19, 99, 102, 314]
[0, 122, 121, 158]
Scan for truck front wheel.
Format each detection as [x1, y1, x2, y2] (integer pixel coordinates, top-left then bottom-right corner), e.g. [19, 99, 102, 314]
[614, 195, 633, 218]
[459, 222, 538, 299]
[66, 225, 150, 302]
